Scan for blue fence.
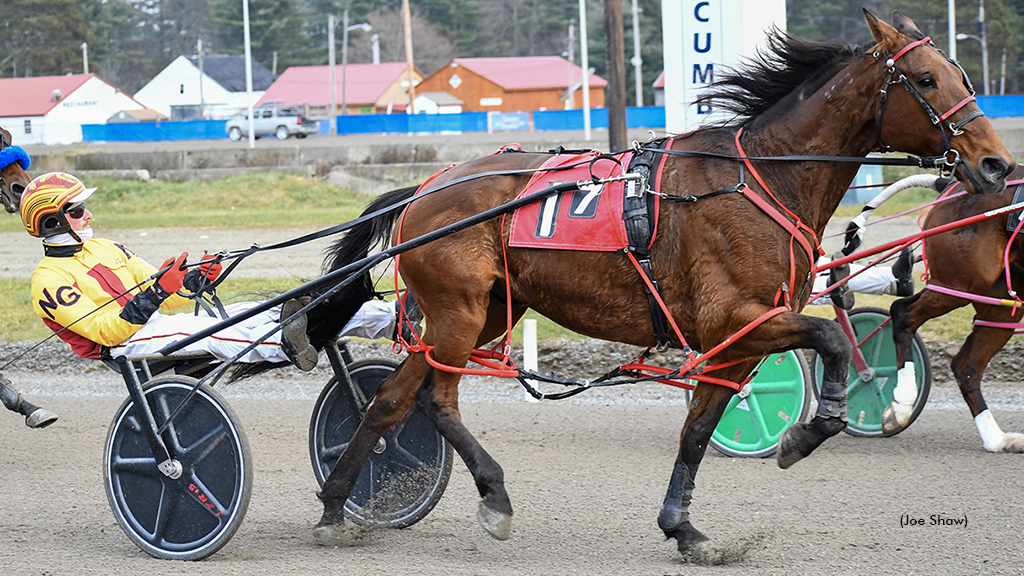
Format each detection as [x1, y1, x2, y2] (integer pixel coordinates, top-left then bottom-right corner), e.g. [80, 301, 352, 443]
[83, 120, 227, 142]
[79, 96, 1024, 142]
[977, 95, 1024, 118]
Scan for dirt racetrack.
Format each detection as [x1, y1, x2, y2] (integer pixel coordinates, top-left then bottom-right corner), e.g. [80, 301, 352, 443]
[2, 365, 1024, 576]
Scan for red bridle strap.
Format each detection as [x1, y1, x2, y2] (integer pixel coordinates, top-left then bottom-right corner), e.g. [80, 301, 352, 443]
[938, 95, 977, 122]
[890, 36, 931, 63]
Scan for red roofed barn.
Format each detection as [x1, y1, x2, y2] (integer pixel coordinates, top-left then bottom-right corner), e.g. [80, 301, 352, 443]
[413, 56, 606, 113]
[257, 62, 422, 116]
[0, 74, 149, 144]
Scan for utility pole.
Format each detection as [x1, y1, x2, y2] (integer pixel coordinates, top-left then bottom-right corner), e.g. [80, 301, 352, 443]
[403, 0, 416, 113]
[980, 0, 989, 95]
[566, 21, 576, 110]
[604, 0, 627, 150]
[328, 14, 337, 134]
[631, 0, 643, 107]
[949, 0, 956, 61]
[579, 0, 591, 141]
[197, 38, 205, 120]
[242, 0, 255, 148]
[81, 43, 88, 74]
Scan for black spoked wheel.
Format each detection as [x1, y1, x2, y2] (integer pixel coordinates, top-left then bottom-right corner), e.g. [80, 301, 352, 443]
[104, 376, 252, 560]
[309, 359, 453, 528]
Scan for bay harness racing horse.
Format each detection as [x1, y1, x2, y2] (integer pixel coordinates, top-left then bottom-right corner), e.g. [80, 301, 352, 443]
[889, 165, 1024, 452]
[0, 124, 58, 428]
[304, 11, 1013, 561]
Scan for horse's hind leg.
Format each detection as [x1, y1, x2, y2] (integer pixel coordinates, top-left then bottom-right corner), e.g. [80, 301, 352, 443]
[952, 305, 1024, 452]
[413, 303, 527, 540]
[314, 354, 430, 545]
[659, 378, 736, 560]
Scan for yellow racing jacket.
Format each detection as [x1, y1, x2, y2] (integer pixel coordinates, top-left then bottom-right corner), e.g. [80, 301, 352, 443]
[30, 238, 190, 359]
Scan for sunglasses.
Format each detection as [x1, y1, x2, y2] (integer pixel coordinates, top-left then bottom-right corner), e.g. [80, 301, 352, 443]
[65, 203, 86, 219]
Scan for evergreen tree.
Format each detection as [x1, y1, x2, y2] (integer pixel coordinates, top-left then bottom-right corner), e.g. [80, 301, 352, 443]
[1, 0, 89, 77]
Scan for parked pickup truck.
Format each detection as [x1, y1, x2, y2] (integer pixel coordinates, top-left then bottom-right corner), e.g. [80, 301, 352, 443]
[225, 105, 319, 140]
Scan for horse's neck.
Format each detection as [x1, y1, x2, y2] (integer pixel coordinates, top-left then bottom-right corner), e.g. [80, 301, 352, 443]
[741, 58, 882, 234]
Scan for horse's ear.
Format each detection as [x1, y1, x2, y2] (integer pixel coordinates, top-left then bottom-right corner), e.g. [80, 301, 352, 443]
[892, 10, 925, 40]
[863, 8, 897, 45]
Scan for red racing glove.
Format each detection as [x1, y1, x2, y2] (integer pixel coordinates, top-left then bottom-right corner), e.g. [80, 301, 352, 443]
[156, 252, 189, 295]
[183, 253, 223, 293]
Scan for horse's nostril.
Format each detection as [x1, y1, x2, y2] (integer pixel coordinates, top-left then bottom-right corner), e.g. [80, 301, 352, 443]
[981, 156, 1012, 181]
[11, 183, 25, 195]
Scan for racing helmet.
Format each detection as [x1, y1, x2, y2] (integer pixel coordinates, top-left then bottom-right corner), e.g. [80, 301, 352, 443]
[21, 172, 95, 238]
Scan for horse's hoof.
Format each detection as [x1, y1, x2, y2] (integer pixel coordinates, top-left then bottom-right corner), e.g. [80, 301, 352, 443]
[25, 407, 57, 429]
[998, 432, 1024, 452]
[881, 402, 913, 435]
[777, 417, 845, 469]
[477, 501, 512, 540]
[313, 521, 369, 547]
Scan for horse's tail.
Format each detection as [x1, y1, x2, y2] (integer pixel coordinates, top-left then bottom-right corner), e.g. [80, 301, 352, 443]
[230, 185, 418, 382]
[306, 184, 419, 350]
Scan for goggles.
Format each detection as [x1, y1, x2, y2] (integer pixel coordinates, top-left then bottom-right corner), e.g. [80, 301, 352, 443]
[64, 203, 86, 219]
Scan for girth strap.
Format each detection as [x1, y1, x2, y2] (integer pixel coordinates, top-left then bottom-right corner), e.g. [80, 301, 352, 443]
[623, 139, 672, 348]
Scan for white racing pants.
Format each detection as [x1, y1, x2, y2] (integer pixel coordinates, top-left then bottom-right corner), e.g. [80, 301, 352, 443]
[809, 259, 897, 306]
[107, 299, 396, 362]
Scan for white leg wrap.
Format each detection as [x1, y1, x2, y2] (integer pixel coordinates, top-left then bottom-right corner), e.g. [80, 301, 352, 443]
[975, 410, 1007, 452]
[893, 363, 918, 405]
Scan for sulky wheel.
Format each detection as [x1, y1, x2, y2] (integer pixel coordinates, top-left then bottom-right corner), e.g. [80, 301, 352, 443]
[103, 376, 252, 560]
[696, 350, 813, 458]
[309, 359, 453, 528]
[811, 306, 932, 437]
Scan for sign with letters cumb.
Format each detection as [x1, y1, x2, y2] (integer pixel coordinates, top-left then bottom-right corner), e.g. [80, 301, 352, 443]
[661, 0, 786, 133]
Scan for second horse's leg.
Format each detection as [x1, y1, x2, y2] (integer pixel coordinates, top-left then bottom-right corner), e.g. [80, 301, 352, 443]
[952, 305, 1024, 452]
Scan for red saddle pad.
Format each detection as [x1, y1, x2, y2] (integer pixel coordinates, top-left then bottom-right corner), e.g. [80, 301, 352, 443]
[509, 151, 653, 252]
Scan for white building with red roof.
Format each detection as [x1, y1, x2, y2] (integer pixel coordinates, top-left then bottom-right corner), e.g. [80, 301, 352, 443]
[256, 62, 423, 116]
[413, 56, 606, 113]
[0, 74, 149, 145]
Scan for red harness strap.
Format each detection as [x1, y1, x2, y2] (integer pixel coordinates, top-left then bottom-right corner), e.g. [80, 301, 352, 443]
[734, 129, 821, 307]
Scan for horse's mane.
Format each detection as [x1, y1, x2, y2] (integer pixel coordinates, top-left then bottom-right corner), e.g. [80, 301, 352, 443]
[695, 27, 867, 125]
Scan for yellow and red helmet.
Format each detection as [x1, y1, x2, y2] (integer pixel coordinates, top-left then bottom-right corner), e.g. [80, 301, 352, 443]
[20, 172, 95, 238]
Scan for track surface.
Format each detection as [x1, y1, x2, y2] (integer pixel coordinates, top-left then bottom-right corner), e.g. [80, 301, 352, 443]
[2, 369, 1023, 575]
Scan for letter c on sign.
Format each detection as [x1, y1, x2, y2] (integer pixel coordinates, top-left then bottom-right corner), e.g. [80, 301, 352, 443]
[695, 1, 710, 22]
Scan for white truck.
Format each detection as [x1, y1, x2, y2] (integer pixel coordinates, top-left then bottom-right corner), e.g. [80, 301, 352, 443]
[225, 105, 319, 140]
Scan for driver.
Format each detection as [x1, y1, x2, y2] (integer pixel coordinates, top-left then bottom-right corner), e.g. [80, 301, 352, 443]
[21, 172, 396, 370]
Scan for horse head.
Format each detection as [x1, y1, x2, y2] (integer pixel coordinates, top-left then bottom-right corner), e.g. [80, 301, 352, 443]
[0, 126, 30, 213]
[865, 9, 1014, 195]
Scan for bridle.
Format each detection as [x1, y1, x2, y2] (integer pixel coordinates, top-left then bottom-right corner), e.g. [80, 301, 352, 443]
[875, 36, 985, 177]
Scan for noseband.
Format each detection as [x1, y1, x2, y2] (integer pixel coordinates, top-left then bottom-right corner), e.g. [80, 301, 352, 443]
[875, 36, 985, 176]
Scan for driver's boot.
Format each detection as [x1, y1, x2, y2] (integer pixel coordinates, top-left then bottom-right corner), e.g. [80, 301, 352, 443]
[0, 372, 58, 429]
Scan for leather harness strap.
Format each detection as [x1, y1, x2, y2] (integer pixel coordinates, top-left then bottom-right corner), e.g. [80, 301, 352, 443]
[623, 139, 673, 348]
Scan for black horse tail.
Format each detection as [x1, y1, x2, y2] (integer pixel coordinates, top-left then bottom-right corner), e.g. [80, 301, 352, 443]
[230, 184, 419, 382]
[306, 184, 420, 350]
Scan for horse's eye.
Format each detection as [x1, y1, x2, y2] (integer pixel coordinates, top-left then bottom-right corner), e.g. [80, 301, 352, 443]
[916, 76, 937, 89]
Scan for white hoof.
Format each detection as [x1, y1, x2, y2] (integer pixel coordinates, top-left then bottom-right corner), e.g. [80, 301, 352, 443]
[996, 432, 1024, 452]
[477, 501, 512, 540]
[881, 401, 913, 434]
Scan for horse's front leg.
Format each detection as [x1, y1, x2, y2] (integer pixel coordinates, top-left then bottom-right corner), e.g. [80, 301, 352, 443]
[771, 313, 851, 469]
[659, 372, 746, 562]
